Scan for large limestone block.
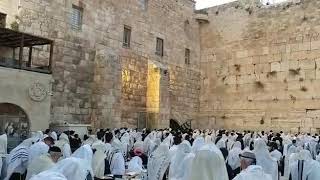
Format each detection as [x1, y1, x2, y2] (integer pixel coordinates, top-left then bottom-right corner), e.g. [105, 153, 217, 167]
[270, 62, 281, 72]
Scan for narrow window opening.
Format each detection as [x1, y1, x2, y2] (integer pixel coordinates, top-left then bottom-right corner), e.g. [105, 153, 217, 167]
[156, 38, 164, 57]
[123, 25, 131, 48]
[71, 5, 83, 31]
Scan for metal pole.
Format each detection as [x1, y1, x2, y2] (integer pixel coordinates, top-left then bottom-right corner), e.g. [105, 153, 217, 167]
[19, 34, 24, 69]
[48, 42, 54, 73]
[27, 46, 32, 67]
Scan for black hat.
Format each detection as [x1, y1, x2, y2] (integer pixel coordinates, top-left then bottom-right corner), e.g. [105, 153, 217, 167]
[49, 146, 61, 153]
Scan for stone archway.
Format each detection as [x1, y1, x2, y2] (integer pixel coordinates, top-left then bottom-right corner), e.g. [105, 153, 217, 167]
[0, 103, 30, 150]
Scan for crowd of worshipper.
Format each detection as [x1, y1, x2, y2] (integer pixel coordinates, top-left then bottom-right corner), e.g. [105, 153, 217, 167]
[1, 128, 320, 180]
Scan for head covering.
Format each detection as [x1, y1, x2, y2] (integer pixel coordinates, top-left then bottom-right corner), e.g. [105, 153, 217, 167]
[189, 149, 229, 180]
[72, 144, 93, 165]
[227, 141, 242, 170]
[254, 138, 278, 180]
[169, 140, 192, 179]
[28, 141, 50, 163]
[29, 171, 67, 180]
[49, 157, 93, 180]
[192, 137, 205, 153]
[127, 156, 143, 173]
[50, 131, 58, 141]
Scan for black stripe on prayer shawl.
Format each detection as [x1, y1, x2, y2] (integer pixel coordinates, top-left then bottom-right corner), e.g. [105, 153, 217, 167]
[10, 147, 29, 163]
[298, 160, 304, 180]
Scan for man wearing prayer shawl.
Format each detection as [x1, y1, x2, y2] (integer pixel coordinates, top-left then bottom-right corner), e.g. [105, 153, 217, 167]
[227, 141, 242, 176]
[188, 144, 229, 180]
[29, 171, 67, 180]
[233, 151, 272, 180]
[169, 140, 191, 180]
[108, 138, 125, 178]
[289, 150, 320, 180]
[254, 138, 279, 180]
[43, 157, 93, 180]
[28, 136, 54, 163]
[54, 133, 71, 159]
[26, 146, 62, 180]
[0, 134, 7, 178]
[5, 138, 35, 180]
[147, 143, 170, 180]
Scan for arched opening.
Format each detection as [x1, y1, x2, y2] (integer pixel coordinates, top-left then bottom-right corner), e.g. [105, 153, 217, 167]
[0, 103, 30, 151]
[170, 119, 180, 131]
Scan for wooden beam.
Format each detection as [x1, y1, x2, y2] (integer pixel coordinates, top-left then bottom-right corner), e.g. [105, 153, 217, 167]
[48, 42, 54, 73]
[27, 46, 32, 67]
[19, 34, 24, 69]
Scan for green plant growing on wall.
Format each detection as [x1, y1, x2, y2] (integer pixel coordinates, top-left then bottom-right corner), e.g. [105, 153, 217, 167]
[289, 68, 301, 76]
[299, 78, 304, 82]
[300, 86, 308, 92]
[255, 81, 264, 89]
[290, 94, 296, 101]
[221, 115, 227, 119]
[10, 21, 19, 31]
[234, 64, 241, 72]
[260, 117, 264, 125]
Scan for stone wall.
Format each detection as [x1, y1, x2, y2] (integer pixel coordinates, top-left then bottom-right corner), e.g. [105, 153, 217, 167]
[199, 0, 320, 132]
[0, 0, 201, 129]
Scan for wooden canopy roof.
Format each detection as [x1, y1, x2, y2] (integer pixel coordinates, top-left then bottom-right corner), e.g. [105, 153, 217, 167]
[0, 27, 53, 48]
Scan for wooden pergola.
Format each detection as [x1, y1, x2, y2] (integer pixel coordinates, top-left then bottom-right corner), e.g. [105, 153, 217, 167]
[0, 27, 54, 74]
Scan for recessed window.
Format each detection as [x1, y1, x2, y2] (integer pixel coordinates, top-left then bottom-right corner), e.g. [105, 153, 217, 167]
[0, 13, 6, 28]
[185, 48, 190, 65]
[156, 38, 164, 57]
[123, 25, 131, 48]
[71, 5, 83, 31]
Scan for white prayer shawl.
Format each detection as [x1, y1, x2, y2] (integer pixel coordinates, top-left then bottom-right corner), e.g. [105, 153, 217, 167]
[0, 134, 7, 178]
[189, 148, 228, 180]
[169, 145, 178, 161]
[72, 144, 93, 165]
[284, 144, 298, 178]
[191, 137, 205, 153]
[55, 133, 71, 159]
[5, 138, 34, 180]
[169, 140, 191, 180]
[148, 143, 170, 180]
[205, 135, 212, 144]
[254, 138, 278, 180]
[127, 156, 143, 173]
[180, 153, 195, 180]
[31, 131, 44, 142]
[92, 149, 106, 178]
[270, 149, 282, 162]
[226, 137, 235, 151]
[0, 134, 7, 156]
[28, 141, 49, 164]
[26, 154, 55, 180]
[50, 132, 58, 141]
[233, 165, 272, 180]
[82, 135, 96, 146]
[49, 157, 93, 180]
[29, 171, 67, 180]
[110, 139, 125, 176]
[289, 150, 320, 180]
[227, 141, 242, 170]
[216, 139, 226, 149]
[163, 133, 173, 147]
